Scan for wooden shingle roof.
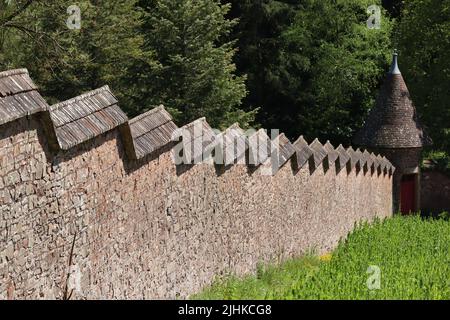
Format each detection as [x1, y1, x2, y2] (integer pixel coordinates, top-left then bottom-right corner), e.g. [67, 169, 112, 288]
[174, 118, 216, 164]
[335, 144, 350, 169]
[355, 148, 366, 167]
[49, 86, 128, 150]
[309, 139, 328, 168]
[274, 133, 296, 169]
[0, 69, 396, 176]
[381, 156, 391, 173]
[376, 154, 387, 172]
[324, 141, 339, 163]
[215, 123, 247, 165]
[0, 69, 48, 126]
[129, 106, 178, 159]
[248, 129, 272, 166]
[354, 53, 432, 149]
[293, 136, 314, 169]
[363, 150, 375, 169]
[346, 147, 361, 168]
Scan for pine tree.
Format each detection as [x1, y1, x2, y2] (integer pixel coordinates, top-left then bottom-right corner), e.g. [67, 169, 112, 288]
[226, 0, 394, 145]
[398, 0, 450, 153]
[0, 1, 155, 113]
[224, 0, 299, 131]
[279, 0, 394, 144]
[138, 0, 255, 129]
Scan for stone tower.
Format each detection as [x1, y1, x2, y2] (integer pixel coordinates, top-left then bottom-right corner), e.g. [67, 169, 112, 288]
[354, 52, 432, 214]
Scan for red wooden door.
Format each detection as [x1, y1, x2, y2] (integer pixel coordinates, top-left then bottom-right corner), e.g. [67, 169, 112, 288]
[401, 175, 416, 215]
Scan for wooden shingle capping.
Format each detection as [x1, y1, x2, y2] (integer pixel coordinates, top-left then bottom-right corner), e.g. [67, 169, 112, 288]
[215, 123, 247, 165]
[293, 136, 314, 169]
[371, 153, 381, 171]
[49, 86, 128, 150]
[379, 156, 388, 174]
[382, 156, 391, 174]
[324, 141, 339, 164]
[233, 125, 248, 163]
[382, 156, 390, 173]
[389, 164, 396, 175]
[346, 146, 361, 169]
[363, 150, 374, 170]
[272, 133, 296, 170]
[376, 154, 387, 172]
[335, 144, 351, 169]
[128, 106, 178, 159]
[384, 161, 392, 175]
[0, 69, 37, 97]
[248, 129, 272, 166]
[173, 117, 216, 164]
[355, 148, 367, 168]
[0, 69, 48, 126]
[173, 117, 209, 141]
[309, 138, 328, 168]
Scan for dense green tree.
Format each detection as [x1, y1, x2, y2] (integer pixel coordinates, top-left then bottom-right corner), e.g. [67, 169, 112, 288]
[0, 0, 152, 111]
[1, 1, 253, 129]
[397, 0, 450, 153]
[2, 0, 445, 147]
[227, 0, 393, 144]
[137, 0, 256, 129]
[224, 0, 299, 130]
[281, 0, 394, 144]
[382, 0, 404, 18]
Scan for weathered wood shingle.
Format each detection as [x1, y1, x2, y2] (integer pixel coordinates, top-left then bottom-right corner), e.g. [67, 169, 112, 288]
[293, 136, 314, 169]
[248, 129, 272, 166]
[129, 106, 178, 159]
[363, 150, 375, 170]
[381, 156, 390, 174]
[0, 69, 48, 126]
[389, 163, 396, 175]
[273, 133, 296, 169]
[355, 148, 366, 167]
[324, 141, 339, 164]
[354, 54, 432, 148]
[173, 118, 216, 164]
[335, 144, 351, 169]
[347, 146, 361, 169]
[215, 123, 247, 165]
[376, 154, 387, 172]
[49, 86, 128, 150]
[310, 139, 328, 168]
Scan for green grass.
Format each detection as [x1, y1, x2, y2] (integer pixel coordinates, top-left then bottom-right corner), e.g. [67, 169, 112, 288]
[194, 216, 450, 300]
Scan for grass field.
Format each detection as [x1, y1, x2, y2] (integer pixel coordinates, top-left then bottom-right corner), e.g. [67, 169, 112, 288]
[194, 215, 450, 300]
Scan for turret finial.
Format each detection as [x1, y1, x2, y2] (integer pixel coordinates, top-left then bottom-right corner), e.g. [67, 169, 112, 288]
[389, 50, 401, 75]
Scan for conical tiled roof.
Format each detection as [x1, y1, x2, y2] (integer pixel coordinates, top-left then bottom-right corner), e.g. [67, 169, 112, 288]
[354, 53, 431, 148]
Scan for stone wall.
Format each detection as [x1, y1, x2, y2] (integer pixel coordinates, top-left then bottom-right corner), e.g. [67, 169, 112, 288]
[421, 170, 450, 214]
[0, 69, 394, 300]
[0, 115, 393, 299]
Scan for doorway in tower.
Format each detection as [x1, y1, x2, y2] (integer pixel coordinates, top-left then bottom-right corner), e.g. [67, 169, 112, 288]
[400, 174, 417, 215]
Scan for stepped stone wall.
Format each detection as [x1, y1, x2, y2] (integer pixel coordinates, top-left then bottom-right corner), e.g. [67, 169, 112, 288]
[421, 170, 450, 214]
[0, 69, 393, 299]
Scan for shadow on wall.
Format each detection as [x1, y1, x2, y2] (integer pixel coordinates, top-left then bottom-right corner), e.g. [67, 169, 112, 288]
[421, 170, 450, 215]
